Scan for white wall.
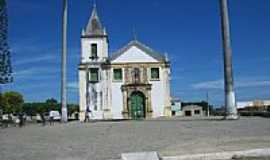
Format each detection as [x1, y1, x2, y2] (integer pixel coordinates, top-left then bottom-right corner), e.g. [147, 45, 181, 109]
[111, 82, 124, 119]
[88, 82, 104, 120]
[151, 81, 165, 117]
[150, 69, 165, 118]
[79, 70, 86, 121]
[112, 46, 158, 63]
[81, 37, 108, 63]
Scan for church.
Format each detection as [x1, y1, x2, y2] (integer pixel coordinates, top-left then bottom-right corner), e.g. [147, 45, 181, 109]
[78, 6, 172, 120]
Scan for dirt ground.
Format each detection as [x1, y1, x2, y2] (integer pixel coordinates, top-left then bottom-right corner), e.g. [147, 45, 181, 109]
[0, 117, 270, 160]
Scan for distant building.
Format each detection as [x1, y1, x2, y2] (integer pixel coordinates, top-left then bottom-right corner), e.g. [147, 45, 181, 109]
[237, 101, 253, 109]
[171, 98, 182, 116]
[170, 101, 210, 117]
[237, 100, 270, 111]
[182, 105, 204, 117]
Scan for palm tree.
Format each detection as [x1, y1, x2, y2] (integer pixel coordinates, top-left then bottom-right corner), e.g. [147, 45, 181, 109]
[0, 0, 13, 85]
[61, 0, 68, 122]
[219, 0, 238, 119]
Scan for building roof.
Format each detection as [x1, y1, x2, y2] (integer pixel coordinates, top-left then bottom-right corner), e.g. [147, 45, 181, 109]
[85, 5, 106, 36]
[110, 40, 167, 62]
[182, 105, 203, 110]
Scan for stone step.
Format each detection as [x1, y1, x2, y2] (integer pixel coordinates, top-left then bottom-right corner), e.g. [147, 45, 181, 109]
[121, 151, 160, 160]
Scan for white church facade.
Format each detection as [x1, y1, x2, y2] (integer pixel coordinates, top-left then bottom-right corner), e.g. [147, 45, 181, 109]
[78, 6, 172, 120]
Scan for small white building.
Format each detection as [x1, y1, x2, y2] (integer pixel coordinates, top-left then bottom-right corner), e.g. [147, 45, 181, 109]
[182, 105, 204, 117]
[78, 6, 171, 120]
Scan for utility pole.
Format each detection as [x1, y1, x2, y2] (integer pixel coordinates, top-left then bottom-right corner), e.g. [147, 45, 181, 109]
[61, 0, 68, 123]
[206, 92, 210, 117]
[219, 0, 238, 120]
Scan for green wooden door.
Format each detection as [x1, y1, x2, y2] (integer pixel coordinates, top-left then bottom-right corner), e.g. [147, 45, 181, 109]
[130, 92, 145, 119]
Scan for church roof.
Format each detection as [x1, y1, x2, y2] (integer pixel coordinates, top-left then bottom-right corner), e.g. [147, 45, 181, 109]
[110, 40, 167, 62]
[85, 5, 105, 36]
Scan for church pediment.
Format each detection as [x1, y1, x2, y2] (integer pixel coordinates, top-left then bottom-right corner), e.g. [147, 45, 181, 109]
[110, 40, 166, 63]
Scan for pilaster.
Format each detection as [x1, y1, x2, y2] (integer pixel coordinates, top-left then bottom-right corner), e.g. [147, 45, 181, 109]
[163, 67, 172, 117]
[79, 70, 87, 121]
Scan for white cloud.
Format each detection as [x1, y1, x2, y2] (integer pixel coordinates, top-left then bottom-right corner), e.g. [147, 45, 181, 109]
[67, 81, 78, 89]
[14, 54, 56, 66]
[171, 75, 183, 80]
[192, 79, 224, 89]
[14, 68, 39, 77]
[192, 78, 270, 90]
[13, 67, 59, 79]
[237, 80, 270, 88]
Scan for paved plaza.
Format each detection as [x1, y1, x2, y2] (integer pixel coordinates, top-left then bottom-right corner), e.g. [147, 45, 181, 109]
[0, 117, 270, 160]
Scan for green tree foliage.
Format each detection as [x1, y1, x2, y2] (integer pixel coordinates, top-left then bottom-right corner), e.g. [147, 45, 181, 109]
[23, 98, 79, 117]
[45, 98, 58, 111]
[2, 91, 24, 114]
[0, 92, 7, 111]
[67, 104, 79, 116]
[1, 91, 79, 117]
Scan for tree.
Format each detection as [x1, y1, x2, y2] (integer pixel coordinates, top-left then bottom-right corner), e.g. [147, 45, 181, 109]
[35, 103, 47, 114]
[0, 92, 8, 112]
[0, 0, 13, 117]
[67, 104, 79, 117]
[46, 98, 58, 111]
[3, 91, 24, 114]
[0, 0, 12, 84]
[23, 103, 36, 117]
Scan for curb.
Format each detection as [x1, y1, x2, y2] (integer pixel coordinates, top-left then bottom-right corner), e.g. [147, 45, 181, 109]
[162, 148, 270, 160]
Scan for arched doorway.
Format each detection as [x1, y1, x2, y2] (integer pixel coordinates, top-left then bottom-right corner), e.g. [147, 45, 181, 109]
[129, 91, 146, 119]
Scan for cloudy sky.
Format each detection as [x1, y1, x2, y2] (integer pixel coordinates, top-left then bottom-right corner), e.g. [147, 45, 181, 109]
[3, 0, 270, 106]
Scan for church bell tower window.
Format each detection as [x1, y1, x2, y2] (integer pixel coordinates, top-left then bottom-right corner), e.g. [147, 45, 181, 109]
[90, 43, 98, 59]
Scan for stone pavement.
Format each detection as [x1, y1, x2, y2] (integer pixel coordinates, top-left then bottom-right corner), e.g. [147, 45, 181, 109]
[0, 117, 270, 160]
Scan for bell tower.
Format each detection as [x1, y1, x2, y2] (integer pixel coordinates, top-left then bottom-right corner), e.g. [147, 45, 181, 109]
[81, 4, 108, 63]
[79, 4, 110, 121]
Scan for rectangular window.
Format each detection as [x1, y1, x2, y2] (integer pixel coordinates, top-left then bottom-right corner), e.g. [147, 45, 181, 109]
[113, 68, 123, 81]
[151, 68, 160, 80]
[90, 43, 97, 58]
[89, 68, 99, 82]
[195, 110, 200, 115]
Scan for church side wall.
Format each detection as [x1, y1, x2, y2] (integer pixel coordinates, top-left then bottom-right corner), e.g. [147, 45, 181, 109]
[163, 66, 172, 116]
[150, 67, 165, 118]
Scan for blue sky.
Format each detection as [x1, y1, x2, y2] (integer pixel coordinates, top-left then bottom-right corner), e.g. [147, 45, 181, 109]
[3, 0, 270, 106]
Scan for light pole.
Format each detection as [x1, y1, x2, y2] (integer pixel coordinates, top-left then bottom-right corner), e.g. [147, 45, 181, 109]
[219, 0, 238, 120]
[206, 91, 210, 117]
[61, 0, 68, 122]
